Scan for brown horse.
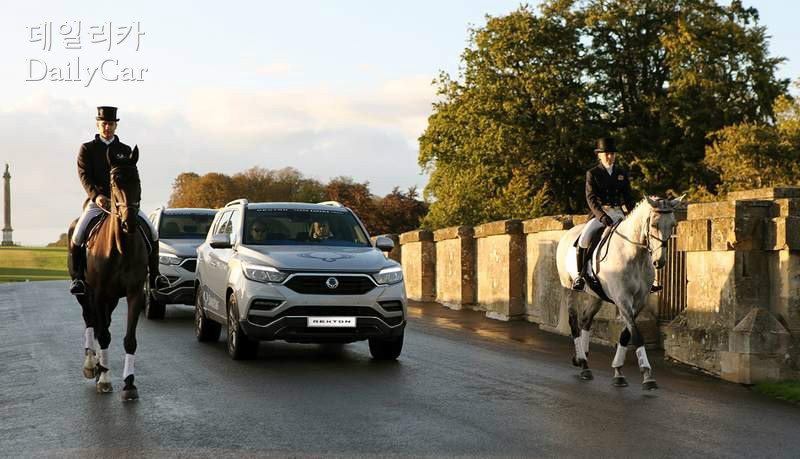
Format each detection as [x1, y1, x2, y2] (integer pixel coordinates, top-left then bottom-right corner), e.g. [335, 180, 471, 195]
[68, 146, 148, 401]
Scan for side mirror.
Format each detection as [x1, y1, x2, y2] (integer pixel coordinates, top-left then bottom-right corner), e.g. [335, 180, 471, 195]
[375, 236, 395, 252]
[210, 233, 232, 249]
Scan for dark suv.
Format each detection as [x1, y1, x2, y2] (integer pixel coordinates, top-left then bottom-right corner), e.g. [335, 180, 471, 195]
[144, 207, 217, 319]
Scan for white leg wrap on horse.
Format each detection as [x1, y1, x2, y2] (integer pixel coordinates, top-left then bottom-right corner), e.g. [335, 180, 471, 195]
[84, 328, 95, 351]
[636, 346, 651, 369]
[98, 348, 109, 368]
[123, 354, 135, 380]
[612, 344, 627, 368]
[579, 330, 590, 355]
[574, 337, 587, 361]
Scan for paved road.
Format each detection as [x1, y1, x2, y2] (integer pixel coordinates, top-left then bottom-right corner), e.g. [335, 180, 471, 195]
[1, 281, 799, 458]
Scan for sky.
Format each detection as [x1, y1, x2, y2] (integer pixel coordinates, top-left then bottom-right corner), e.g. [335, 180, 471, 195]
[1, 0, 798, 245]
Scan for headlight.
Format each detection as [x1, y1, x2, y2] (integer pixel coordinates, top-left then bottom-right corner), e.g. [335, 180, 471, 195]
[158, 253, 182, 266]
[374, 266, 403, 285]
[241, 262, 288, 283]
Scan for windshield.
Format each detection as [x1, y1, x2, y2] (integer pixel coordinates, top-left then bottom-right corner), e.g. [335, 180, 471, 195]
[243, 208, 370, 247]
[159, 213, 215, 239]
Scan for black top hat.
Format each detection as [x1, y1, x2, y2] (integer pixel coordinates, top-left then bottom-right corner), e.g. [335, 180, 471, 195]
[594, 137, 617, 153]
[96, 106, 119, 122]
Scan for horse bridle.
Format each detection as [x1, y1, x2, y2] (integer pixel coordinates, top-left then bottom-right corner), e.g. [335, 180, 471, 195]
[613, 208, 673, 255]
[97, 165, 141, 219]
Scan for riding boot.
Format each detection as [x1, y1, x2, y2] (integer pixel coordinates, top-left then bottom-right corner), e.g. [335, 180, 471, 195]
[571, 247, 588, 291]
[148, 241, 170, 290]
[69, 245, 87, 296]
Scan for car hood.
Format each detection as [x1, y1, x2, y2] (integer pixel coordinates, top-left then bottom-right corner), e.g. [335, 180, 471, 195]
[159, 239, 204, 258]
[237, 245, 394, 272]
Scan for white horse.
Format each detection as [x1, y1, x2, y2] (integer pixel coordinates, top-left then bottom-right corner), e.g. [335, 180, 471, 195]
[556, 195, 683, 390]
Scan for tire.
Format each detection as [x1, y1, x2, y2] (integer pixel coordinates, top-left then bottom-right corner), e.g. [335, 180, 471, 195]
[368, 332, 404, 360]
[226, 295, 258, 360]
[144, 283, 166, 320]
[195, 287, 221, 342]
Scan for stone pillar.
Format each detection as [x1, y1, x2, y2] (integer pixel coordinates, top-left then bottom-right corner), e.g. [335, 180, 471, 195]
[399, 230, 435, 301]
[2, 164, 12, 246]
[474, 219, 524, 321]
[666, 191, 798, 382]
[433, 226, 475, 309]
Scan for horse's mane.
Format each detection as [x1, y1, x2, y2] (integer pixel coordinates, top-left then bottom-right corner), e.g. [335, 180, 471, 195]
[620, 198, 654, 241]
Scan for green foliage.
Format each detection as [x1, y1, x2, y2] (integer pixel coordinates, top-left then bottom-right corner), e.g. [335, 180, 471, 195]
[705, 95, 800, 195]
[754, 380, 800, 404]
[419, 0, 789, 228]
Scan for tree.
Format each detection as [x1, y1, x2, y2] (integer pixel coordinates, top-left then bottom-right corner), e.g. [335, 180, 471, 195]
[419, 0, 789, 228]
[373, 186, 429, 235]
[704, 94, 800, 195]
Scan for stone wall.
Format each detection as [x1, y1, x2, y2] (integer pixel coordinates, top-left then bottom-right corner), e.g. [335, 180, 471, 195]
[433, 226, 475, 309]
[665, 188, 800, 383]
[392, 187, 800, 383]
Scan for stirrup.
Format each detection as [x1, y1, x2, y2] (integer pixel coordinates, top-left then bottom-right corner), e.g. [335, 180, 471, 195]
[70, 279, 87, 296]
[571, 277, 585, 291]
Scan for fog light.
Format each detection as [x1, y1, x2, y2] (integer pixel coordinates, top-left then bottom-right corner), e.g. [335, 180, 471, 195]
[250, 299, 282, 311]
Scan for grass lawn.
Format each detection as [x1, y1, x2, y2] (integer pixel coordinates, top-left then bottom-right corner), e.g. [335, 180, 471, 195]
[754, 381, 800, 404]
[0, 246, 69, 282]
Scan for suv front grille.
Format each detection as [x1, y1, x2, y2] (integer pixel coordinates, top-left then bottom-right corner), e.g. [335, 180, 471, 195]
[180, 259, 197, 272]
[284, 275, 376, 295]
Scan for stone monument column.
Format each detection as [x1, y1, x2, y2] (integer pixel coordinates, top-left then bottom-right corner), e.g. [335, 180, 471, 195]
[2, 164, 13, 246]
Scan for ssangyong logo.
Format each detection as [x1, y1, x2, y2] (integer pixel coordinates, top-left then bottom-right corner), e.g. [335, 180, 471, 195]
[325, 277, 339, 289]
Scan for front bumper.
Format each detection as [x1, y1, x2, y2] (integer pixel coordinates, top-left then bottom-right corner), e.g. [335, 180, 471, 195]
[153, 258, 197, 305]
[234, 273, 407, 344]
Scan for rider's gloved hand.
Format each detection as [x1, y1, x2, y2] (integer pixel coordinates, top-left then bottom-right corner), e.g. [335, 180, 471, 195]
[600, 213, 613, 226]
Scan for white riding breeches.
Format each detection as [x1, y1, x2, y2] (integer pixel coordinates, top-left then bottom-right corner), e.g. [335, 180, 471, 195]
[578, 208, 624, 248]
[72, 201, 158, 246]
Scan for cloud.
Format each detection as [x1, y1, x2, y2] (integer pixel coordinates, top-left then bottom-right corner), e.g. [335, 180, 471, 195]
[0, 77, 436, 245]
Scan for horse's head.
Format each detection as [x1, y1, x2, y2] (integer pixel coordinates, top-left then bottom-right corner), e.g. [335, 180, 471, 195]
[107, 145, 141, 235]
[644, 194, 685, 269]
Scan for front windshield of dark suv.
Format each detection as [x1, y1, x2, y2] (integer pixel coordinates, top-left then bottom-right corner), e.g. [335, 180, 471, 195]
[243, 208, 370, 247]
[159, 212, 215, 239]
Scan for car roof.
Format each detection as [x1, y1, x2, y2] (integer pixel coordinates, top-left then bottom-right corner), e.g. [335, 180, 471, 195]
[162, 208, 217, 214]
[241, 202, 349, 213]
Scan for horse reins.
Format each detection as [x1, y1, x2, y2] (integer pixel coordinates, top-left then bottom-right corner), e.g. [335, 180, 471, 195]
[97, 165, 141, 219]
[597, 208, 673, 268]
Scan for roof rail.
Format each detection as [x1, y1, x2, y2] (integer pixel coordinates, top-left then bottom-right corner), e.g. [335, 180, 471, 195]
[317, 201, 344, 208]
[225, 198, 249, 207]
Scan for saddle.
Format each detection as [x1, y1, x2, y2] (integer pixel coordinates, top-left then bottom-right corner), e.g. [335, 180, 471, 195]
[574, 223, 619, 304]
[84, 214, 153, 253]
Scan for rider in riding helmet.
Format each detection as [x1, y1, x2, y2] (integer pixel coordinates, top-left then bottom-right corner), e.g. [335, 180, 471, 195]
[69, 106, 168, 295]
[572, 137, 662, 293]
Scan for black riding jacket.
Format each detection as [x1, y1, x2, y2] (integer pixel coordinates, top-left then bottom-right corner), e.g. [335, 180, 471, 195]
[585, 163, 636, 226]
[77, 135, 132, 205]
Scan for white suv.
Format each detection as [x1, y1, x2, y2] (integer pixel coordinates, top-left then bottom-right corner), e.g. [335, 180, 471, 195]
[194, 199, 406, 360]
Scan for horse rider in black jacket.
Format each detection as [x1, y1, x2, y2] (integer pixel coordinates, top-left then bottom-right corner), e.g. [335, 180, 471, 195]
[572, 137, 662, 293]
[69, 106, 168, 295]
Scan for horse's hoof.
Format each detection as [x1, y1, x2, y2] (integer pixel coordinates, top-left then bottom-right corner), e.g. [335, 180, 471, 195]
[121, 386, 139, 402]
[612, 376, 629, 387]
[83, 367, 96, 379]
[642, 380, 658, 391]
[97, 382, 113, 393]
[579, 369, 593, 380]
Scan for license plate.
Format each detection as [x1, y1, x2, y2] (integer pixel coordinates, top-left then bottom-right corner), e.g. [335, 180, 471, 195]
[307, 317, 356, 328]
